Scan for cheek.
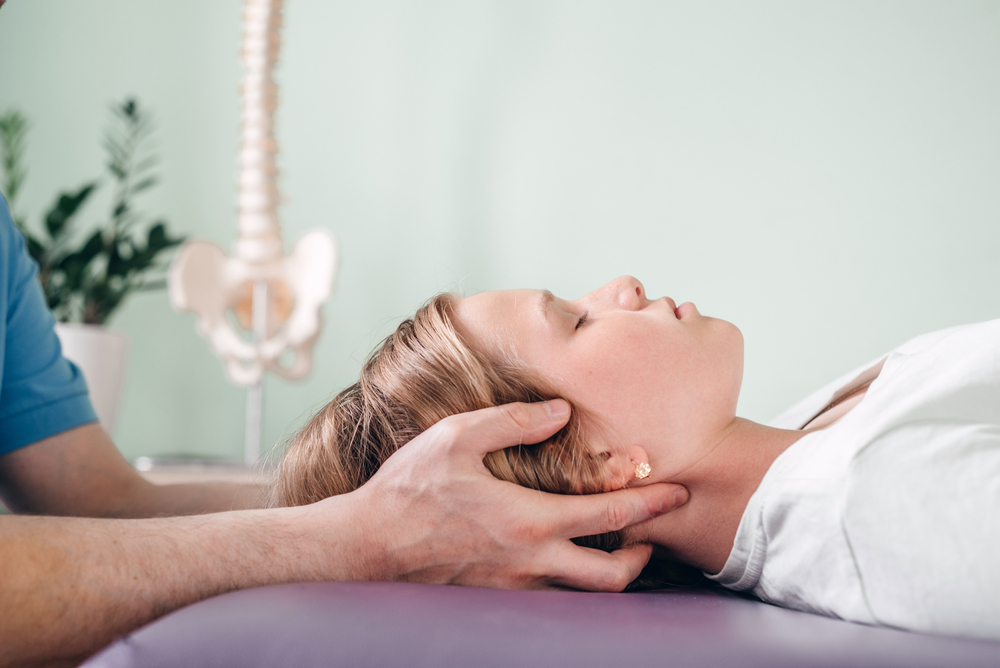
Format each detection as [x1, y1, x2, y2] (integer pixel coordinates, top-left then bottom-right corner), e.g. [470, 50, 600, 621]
[567, 333, 650, 390]
[560, 327, 684, 425]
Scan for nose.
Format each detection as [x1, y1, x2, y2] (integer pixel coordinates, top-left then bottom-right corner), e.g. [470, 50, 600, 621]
[590, 275, 648, 311]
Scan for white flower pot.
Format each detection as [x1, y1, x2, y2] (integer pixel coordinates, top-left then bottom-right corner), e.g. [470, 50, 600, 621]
[54, 324, 129, 434]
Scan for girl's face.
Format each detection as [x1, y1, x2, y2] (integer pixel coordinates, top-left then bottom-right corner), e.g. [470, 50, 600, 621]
[454, 276, 744, 482]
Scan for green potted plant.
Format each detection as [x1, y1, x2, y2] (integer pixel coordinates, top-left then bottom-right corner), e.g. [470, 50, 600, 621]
[0, 98, 184, 433]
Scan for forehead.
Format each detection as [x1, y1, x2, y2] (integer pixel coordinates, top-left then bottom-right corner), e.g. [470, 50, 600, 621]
[453, 289, 549, 353]
[458, 289, 545, 318]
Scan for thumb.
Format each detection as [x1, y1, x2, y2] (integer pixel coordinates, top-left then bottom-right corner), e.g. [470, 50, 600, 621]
[440, 399, 571, 458]
[626, 483, 689, 543]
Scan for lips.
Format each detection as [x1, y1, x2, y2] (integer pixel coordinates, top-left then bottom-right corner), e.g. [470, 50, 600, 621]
[675, 302, 695, 319]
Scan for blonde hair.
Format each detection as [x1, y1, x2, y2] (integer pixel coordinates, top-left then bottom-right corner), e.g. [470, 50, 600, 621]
[274, 292, 623, 552]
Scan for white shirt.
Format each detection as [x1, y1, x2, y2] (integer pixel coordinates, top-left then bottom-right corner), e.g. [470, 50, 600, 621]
[708, 319, 1000, 640]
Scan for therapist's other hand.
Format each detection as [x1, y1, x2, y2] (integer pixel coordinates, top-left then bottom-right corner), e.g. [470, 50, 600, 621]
[330, 399, 689, 591]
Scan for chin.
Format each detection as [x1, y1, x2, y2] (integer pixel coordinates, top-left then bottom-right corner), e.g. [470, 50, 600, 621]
[731, 322, 745, 365]
[716, 319, 745, 399]
[709, 317, 744, 359]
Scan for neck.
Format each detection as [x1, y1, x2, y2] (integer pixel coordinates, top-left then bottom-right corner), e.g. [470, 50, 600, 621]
[637, 418, 806, 574]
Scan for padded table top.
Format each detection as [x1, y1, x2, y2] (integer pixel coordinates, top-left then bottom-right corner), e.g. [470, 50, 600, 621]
[84, 581, 1000, 668]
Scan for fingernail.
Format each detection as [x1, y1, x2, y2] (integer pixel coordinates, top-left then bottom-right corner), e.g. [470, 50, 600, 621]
[544, 399, 570, 421]
[673, 487, 689, 508]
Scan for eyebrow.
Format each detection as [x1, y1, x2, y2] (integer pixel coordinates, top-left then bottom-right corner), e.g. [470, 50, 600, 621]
[536, 289, 556, 324]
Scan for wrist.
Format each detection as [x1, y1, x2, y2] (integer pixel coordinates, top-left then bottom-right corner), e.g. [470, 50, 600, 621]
[280, 491, 384, 583]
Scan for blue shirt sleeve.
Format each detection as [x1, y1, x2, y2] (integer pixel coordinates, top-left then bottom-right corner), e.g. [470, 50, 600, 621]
[0, 195, 98, 454]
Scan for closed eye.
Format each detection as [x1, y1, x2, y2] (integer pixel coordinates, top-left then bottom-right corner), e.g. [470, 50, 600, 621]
[575, 312, 589, 330]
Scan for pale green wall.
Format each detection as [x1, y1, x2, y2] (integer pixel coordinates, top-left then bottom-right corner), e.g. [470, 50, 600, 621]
[1, 1, 998, 463]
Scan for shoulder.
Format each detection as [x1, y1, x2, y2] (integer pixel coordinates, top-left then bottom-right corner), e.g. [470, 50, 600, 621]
[0, 196, 98, 454]
[0, 194, 39, 300]
[1, 194, 22, 254]
[844, 420, 1000, 638]
[768, 320, 1000, 430]
[892, 319, 1000, 357]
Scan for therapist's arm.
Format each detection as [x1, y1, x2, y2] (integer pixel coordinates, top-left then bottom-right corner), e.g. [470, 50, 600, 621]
[0, 423, 265, 518]
[0, 401, 688, 667]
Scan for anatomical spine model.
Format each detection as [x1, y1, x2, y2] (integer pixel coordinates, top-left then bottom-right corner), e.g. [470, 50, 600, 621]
[169, 0, 337, 463]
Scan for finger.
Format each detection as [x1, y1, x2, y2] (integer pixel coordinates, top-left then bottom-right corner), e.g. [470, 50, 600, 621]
[542, 483, 689, 539]
[626, 517, 655, 544]
[548, 542, 654, 592]
[431, 400, 571, 458]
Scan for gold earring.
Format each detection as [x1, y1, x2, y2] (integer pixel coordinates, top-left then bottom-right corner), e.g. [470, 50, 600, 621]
[633, 461, 651, 480]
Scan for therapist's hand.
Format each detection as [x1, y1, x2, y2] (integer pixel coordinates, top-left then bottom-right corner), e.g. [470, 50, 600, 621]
[332, 399, 689, 591]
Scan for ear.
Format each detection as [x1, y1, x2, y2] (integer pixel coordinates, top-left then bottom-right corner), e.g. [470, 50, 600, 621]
[598, 444, 652, 490]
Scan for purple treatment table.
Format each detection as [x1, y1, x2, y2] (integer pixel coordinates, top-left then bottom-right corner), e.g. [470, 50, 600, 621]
[83, 581, 1000, 668]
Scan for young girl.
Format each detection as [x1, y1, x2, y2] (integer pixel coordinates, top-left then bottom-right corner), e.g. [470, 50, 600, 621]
[275, 276, 1000, 641]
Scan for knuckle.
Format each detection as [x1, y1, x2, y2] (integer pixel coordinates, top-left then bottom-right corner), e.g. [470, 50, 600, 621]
[429, 416, 467, 449]
[606, 568, 633, 592]
[511, 515, 547, 545]
[498, 402, 533, 431]
[603, 500, 632, 532]
[588, 565, 630, 593]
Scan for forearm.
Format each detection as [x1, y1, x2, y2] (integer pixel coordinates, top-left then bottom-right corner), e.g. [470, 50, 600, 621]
[0, 424, 268, 518]
[164, 480, 269, 512]
[108, 480, 269, 517]
[0, 499, 360, 668]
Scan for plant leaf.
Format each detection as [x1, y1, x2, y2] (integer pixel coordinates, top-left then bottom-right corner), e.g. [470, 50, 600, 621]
[0, 109, 30, 210]
[129, 176, 157, 195]
[105, 238, 129, 278]
[44, 182, 98, 239]
[133, 155, 158, 173]
[147, 222, 185, 252]
[24, 234, 46, 266]
[112, 201, 129, 220]
[147, 222, 168, 250]
[83, 279, 128, 325]
[107, 162, 126, 181]
[57, 229, 104, 283]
